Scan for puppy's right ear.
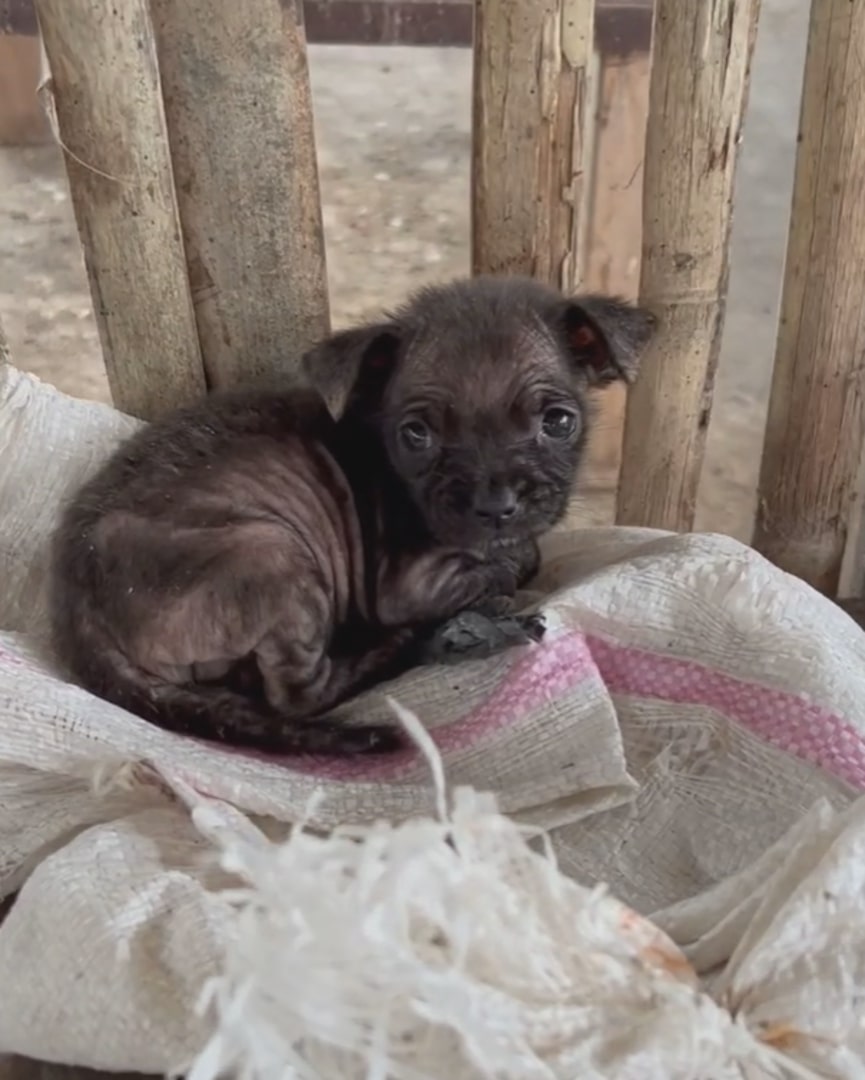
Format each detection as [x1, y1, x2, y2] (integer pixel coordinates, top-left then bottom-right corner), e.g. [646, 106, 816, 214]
[557, 296, 657, 387]
[301, 323, 401, 419]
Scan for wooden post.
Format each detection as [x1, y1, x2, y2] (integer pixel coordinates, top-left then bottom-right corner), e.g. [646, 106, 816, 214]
[0, 1058, 143, 1080]
[615, 0, 761, 531]
[150, 0, 330, 389]
[471, 0, 597, 291]
[753, 0, 865, 597]
[34, 0, 205, 420]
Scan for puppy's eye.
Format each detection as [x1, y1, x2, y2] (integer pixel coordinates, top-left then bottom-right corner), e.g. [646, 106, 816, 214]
[399, 419, 433, 451]
[541, 407, 578, 440]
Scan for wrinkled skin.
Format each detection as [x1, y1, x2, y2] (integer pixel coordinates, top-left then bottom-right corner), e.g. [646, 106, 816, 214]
[50, 275, 655, 755]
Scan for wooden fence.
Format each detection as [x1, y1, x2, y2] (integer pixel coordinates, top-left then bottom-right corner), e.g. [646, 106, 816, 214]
[2, 0, 865, 600]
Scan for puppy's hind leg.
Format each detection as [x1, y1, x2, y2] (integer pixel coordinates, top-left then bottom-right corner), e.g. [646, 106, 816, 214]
[255, 620, 416, 754]
[194, 686, 400, 756]
[123, 523, 403, 756]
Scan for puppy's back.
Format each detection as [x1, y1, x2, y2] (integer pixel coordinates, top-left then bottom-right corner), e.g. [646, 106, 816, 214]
[48, 385, 367, 752]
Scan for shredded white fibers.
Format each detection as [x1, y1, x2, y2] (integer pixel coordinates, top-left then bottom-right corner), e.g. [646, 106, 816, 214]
[185, 702, 815, 1080]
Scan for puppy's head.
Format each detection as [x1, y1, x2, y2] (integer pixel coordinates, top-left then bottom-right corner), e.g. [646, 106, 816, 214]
[303, 276, 655, 548]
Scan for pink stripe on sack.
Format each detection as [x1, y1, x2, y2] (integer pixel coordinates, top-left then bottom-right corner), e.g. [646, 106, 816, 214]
[279, 632, 865, 786]
[586, 634, 865, 791]
[256, 631, 597, 780]
[5, 629, 865, 790]
[0, 645, 28, 669]
[0, 635, 593, 782]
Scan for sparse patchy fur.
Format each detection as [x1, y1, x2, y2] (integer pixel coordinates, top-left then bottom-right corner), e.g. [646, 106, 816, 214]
[50, 275, 655, 755]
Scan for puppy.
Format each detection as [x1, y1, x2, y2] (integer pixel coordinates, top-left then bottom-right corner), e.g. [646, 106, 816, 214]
[49, 275, 655, 755]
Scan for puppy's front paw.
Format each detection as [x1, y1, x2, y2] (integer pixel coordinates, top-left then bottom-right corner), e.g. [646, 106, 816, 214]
[486, 564, 521, 600]
[418, 609, 546, 666]
[474, 594, 516, 618]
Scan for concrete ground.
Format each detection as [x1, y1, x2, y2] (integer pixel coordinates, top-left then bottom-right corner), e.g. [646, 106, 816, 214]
[0, 0, 808, 542]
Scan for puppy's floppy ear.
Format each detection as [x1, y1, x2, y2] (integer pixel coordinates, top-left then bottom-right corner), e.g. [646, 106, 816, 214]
[556, 295, 657, 387]
[301, 322, 401, 419]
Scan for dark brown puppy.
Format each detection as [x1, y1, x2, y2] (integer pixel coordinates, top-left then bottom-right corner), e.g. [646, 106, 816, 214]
[49, 276, 655, 755]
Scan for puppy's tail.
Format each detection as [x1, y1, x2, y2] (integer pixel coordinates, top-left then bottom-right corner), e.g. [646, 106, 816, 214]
[136, 678, 401, 756]
[59, 645, 400, 756]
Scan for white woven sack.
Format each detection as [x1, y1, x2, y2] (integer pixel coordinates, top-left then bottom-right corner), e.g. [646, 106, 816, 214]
[1, 364, 865, 1076]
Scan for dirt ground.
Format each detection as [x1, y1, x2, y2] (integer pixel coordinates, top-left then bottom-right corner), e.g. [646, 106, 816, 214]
[0, 0, 807, 539]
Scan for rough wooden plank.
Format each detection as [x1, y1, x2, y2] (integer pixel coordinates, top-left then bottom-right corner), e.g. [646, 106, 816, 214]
[0, 0, 36, 33]
[471, 0, 597, 292]
[0, 1058, 147, 1080]
[3, 0, 654, 56]
[0, 35, 50, 145]
[582, 51, 650, 498]
[615, 0, 761, 531]
[34, 0, 206, 419]
[150, 0, 330, 388]
[753, 0, 865, 597]
[303, 0, 474, 48]
[594, 0, 652, 57]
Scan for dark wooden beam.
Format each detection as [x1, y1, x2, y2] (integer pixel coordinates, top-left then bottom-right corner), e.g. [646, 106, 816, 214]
[1, 0, 652, 57]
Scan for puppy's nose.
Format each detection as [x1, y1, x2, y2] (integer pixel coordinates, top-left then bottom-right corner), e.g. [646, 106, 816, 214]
[474, 487, 518, 525]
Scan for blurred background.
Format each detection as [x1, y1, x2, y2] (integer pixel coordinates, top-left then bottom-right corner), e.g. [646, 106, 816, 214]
[0, 0, 806, 539]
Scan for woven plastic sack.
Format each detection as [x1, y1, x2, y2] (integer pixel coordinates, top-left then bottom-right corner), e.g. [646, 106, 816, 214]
[1, 363, 864, 1075]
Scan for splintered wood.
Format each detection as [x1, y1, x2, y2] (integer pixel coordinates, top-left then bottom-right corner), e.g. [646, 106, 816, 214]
[471, 0, 597, 291]
[754, 0, 865, 598]
[616, 0, 761, 532]
[34, 0, 205, 420]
